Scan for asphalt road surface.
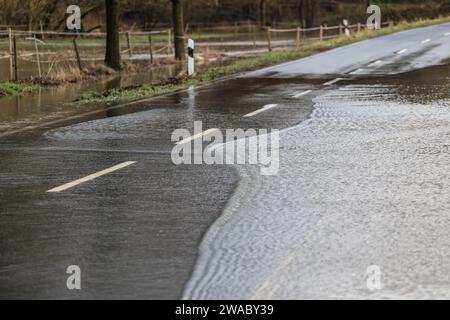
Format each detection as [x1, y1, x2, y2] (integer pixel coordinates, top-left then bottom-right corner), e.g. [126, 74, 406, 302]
[2, 23, 450, 299]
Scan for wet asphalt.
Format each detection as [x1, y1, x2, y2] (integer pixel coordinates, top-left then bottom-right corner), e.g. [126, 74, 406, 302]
[0, 78, 314, 299]
[3, 22, 450, 299]
[186, 63, 450, 299]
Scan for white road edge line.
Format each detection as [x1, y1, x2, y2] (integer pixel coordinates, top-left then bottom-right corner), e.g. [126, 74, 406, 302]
[47, 161, 137, 193]
[421, 39, 431, 44]
[243, 104, 278, 118]
[176, 128, 220, 145]
[323, 78, 344, 86]
[396, 48, 408, 54]
[293, 90, 312, 98]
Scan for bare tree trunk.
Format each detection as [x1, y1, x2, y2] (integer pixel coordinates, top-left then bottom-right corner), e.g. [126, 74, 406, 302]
[304, 0, 319, 28]
[171, 0, 185, 61]
[298, 0, 305, 27]
[259, 0, 266, 27]
[105, 0, 121, 70]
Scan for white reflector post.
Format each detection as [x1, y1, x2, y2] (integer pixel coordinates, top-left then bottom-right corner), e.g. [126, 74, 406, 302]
[188, 39, 195, 76]
[343, 19, 350, 37]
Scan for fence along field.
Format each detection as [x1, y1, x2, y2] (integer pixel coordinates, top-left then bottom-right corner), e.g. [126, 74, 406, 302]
[0, 20, 391, 82]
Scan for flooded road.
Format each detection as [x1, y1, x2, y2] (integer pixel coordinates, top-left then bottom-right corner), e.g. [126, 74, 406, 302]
[0, 78, 314, 299]
[2, 23, 450, 299]
[185, 64, 450, 299]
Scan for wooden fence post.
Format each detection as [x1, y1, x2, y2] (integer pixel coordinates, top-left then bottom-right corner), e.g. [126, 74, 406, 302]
[72, 38, 83, 73]
[296, 27, 301, 48]
[204, 46, 209, 63]
[167, 29, 172, 55]
[339, 23, 343, 36]
[357, 23, 361, 33]
[40, 21, 45, 40]
[126, 31, 133, 58]
[320, 25, 324, 41]
[34, 35, 42, 78]
[12, 33, 18, 81]
[8, 28, 14, 81]
[267, 27, 272, 52]
[148, 35, 154, 64]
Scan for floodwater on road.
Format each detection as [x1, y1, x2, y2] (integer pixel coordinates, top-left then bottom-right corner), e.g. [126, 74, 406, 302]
[184, 63, 450, 299]
[0, 59, 181, 135]
[0, 77, 315, 299]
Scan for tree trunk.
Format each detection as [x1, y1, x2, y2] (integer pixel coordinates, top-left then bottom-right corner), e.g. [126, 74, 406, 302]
[259, 0, 266, 27]
[171, 0, 185, 61]
[304, 0, 318, 28]
[298, 0, 305, 27]
[105, 0, 121, 70]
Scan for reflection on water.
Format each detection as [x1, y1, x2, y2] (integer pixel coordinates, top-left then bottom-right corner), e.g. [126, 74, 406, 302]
[0, 61, 181, 133]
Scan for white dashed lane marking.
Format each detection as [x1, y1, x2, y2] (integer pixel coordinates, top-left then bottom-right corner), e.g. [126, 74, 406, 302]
[176, 128, 220, 145]
[323, 78, 344, 86]
[47, 161, 137, 193]
[293, 90, 312, 98]
[243, 104, 278, 118]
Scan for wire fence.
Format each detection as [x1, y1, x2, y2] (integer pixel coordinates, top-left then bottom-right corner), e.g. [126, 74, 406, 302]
[0, 20, 393, 82]
[267, 21, 392, 50]
[0, 28, 173, 81]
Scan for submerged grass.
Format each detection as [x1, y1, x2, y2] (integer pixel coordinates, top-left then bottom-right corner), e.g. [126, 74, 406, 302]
[0, 82, 37, 97]
[66, 16, 450, 106]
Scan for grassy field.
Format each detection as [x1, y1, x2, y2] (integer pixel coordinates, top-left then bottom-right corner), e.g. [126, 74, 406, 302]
[73, 16, 450, 106]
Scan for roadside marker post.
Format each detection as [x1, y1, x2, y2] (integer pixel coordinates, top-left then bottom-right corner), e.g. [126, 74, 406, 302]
[188, 39, 195, 76]
[343, 19, 350, 37]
